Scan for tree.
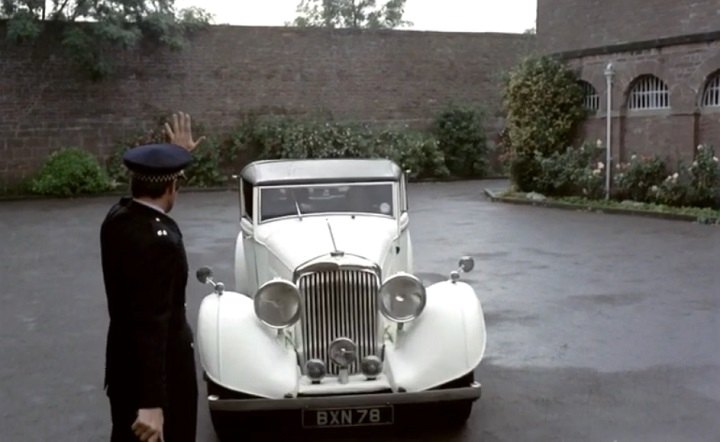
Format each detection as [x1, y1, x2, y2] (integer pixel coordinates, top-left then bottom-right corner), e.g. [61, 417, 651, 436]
[292, 0, 411, 29]
[1, 1, 212, 80]
[503, 56, 586, 191]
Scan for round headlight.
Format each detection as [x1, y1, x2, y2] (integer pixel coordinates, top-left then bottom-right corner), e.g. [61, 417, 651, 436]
[329, 338, 357, 368]
[379, 273, 426, 323]
[253, 279, 301, 328]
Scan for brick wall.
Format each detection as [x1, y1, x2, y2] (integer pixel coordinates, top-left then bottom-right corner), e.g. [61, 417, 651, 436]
[0, 24, 534, 189]
[538, 0, 720, 53]
[568, 40, 720, 166]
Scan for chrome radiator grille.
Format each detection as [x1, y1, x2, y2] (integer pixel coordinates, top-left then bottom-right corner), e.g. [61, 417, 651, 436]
[298, 269, 379, 375]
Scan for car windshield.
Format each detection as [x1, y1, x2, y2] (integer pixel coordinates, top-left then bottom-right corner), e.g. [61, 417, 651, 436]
[260, 183, 394, 222]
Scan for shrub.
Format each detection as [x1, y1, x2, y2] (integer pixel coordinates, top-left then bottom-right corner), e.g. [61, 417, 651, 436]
[231, 117, 449, 179]
[433, 106, 488, 178]
[649, 172, 689, 207]
[504, 56, 586, 189]
[613, 155, 667, 202]
[534, 143, 604, 198]
[687, 144, 720, 207]
[30, 148, 111, 197]
[509, 153, 542, 192]
[373, 130, 450, 179]
[108, 116, 232, 188]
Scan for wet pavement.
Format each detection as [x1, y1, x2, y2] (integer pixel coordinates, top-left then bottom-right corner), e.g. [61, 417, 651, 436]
[1, 180, 719, 441]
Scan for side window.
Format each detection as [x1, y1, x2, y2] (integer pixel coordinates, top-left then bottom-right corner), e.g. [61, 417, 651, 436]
[242, 179, 254, 220]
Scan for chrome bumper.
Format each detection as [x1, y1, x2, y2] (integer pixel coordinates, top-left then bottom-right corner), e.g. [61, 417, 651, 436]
[208, 382, 481, 412]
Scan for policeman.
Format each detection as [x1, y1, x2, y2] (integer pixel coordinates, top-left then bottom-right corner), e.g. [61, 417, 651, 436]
[100, 113, 204, 442]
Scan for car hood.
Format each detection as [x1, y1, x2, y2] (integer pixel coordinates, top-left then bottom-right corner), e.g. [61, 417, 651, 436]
[254, 215, 399, 272]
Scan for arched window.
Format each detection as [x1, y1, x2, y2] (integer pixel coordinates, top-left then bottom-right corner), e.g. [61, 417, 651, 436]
[701, 72, 720, 108]
[628, 75, 669, 110]
[580, 81, 600, 112]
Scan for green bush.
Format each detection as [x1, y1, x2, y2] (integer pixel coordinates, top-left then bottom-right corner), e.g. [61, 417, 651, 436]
[372, 130, 449, 179]
[613, 155, 667, 202]
[504, 56, 587, 189]
[687, 144, 720, 207]
[433, 107, 488, 178]
[30, 148, 111, 197]
[109, 117, 233, 188]
[534, 143, 604, 198]
[230, 117, 449, 180]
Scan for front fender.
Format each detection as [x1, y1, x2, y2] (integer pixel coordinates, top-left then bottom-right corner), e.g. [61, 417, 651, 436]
[197, 291, 298, 399]
[384, 280, 486, 392]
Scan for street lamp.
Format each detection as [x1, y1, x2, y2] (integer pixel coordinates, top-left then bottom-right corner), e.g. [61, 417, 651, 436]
[604, 62, 615, 200]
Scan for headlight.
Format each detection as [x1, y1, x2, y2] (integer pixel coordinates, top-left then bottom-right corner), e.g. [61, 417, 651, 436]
[253, 279, 301, 328]
[379, 273, 426, 323]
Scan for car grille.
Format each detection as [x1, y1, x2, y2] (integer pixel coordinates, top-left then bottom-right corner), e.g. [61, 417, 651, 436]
[298, 269, 380, 375]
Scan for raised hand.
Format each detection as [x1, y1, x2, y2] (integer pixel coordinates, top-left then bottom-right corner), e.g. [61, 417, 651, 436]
[164, 112, 206, 152]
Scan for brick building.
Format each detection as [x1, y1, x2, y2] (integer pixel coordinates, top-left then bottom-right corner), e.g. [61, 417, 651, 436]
[538, 0, 720, 164]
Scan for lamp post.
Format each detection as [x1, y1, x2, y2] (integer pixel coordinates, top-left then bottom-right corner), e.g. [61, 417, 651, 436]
[604, 62, 615, 200]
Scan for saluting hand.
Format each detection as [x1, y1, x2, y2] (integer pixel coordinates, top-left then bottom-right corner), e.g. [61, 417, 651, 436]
[131, 408, 165, 442]
[165, 111, 206, 152]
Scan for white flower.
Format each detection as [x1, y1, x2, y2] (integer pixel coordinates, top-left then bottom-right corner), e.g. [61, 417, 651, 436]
[697, 144, 704, 151]
[651, 185, 658, 192]
[714, 156, 719, 163]
[597, 162, 605, 170]
[596, 139, 603, 148]
[693, 161, 698, 167]
[673, 172, 679, 179]
[631, 154, 637, 161]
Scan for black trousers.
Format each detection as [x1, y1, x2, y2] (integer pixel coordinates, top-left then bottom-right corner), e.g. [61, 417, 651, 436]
[109, 363, 198, 441]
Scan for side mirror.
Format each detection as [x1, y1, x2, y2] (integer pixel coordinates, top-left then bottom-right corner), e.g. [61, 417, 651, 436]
[459, 256, 475, 273]
[196, 266, 224, 295]
[196, 266, 214, 284]
[450, 256, 475, 283]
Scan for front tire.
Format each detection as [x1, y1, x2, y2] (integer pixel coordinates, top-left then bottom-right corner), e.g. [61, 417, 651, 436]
[435, 371, 476, 427]
[206, 379, 254, 440]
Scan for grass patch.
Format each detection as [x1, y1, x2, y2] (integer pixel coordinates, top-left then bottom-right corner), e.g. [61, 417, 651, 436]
[500, 191, 720, 224]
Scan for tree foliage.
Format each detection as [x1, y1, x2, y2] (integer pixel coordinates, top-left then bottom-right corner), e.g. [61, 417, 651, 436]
[1, 1, 212, 79]
[503, 56, 586, 190]
[292, 0, 411, 29]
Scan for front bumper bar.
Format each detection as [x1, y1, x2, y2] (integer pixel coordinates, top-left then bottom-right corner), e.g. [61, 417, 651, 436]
[208, 382, 481, 412]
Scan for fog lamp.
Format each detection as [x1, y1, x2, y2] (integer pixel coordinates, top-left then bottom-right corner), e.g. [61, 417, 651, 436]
[329, 338, 357, 368]
[305, 359, 326, 384]
[360, 355, 383, 380]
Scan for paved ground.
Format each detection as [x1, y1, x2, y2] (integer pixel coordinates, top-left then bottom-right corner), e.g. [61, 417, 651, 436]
[1, 180, 719, 441]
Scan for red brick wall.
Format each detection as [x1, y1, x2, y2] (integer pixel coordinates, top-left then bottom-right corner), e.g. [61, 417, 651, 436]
[567, 40, 720, 167]
[538, 0, 720, 53]
[0, 24, 534, 189]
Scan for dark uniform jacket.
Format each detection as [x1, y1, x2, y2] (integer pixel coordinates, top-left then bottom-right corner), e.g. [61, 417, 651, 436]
[100, 197, 196, 410]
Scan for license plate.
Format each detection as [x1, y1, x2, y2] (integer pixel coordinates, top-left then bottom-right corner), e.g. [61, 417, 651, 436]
[302, 405, 394, 428]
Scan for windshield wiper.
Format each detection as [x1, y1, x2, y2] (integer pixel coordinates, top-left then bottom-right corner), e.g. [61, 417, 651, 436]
[294, 199, 303, 221]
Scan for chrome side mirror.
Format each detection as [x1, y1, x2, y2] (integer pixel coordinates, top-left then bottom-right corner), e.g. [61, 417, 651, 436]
[450, 256, 475, 283]
[459, 256, 475, 273]
[196, 266, 224, 295]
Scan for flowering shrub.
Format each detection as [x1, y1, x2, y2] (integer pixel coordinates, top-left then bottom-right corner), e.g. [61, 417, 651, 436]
[613, 155, 667, 202]
[650, 172, 688, 207]
[533, 143, 604, 198]
[687, 144, 720, 207]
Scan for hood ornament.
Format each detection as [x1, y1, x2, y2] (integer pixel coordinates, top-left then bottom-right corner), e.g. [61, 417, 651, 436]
[326, 219, 344, 257]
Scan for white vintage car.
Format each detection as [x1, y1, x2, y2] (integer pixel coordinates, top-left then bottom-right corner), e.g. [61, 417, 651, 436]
[195, 158, 487, 436]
